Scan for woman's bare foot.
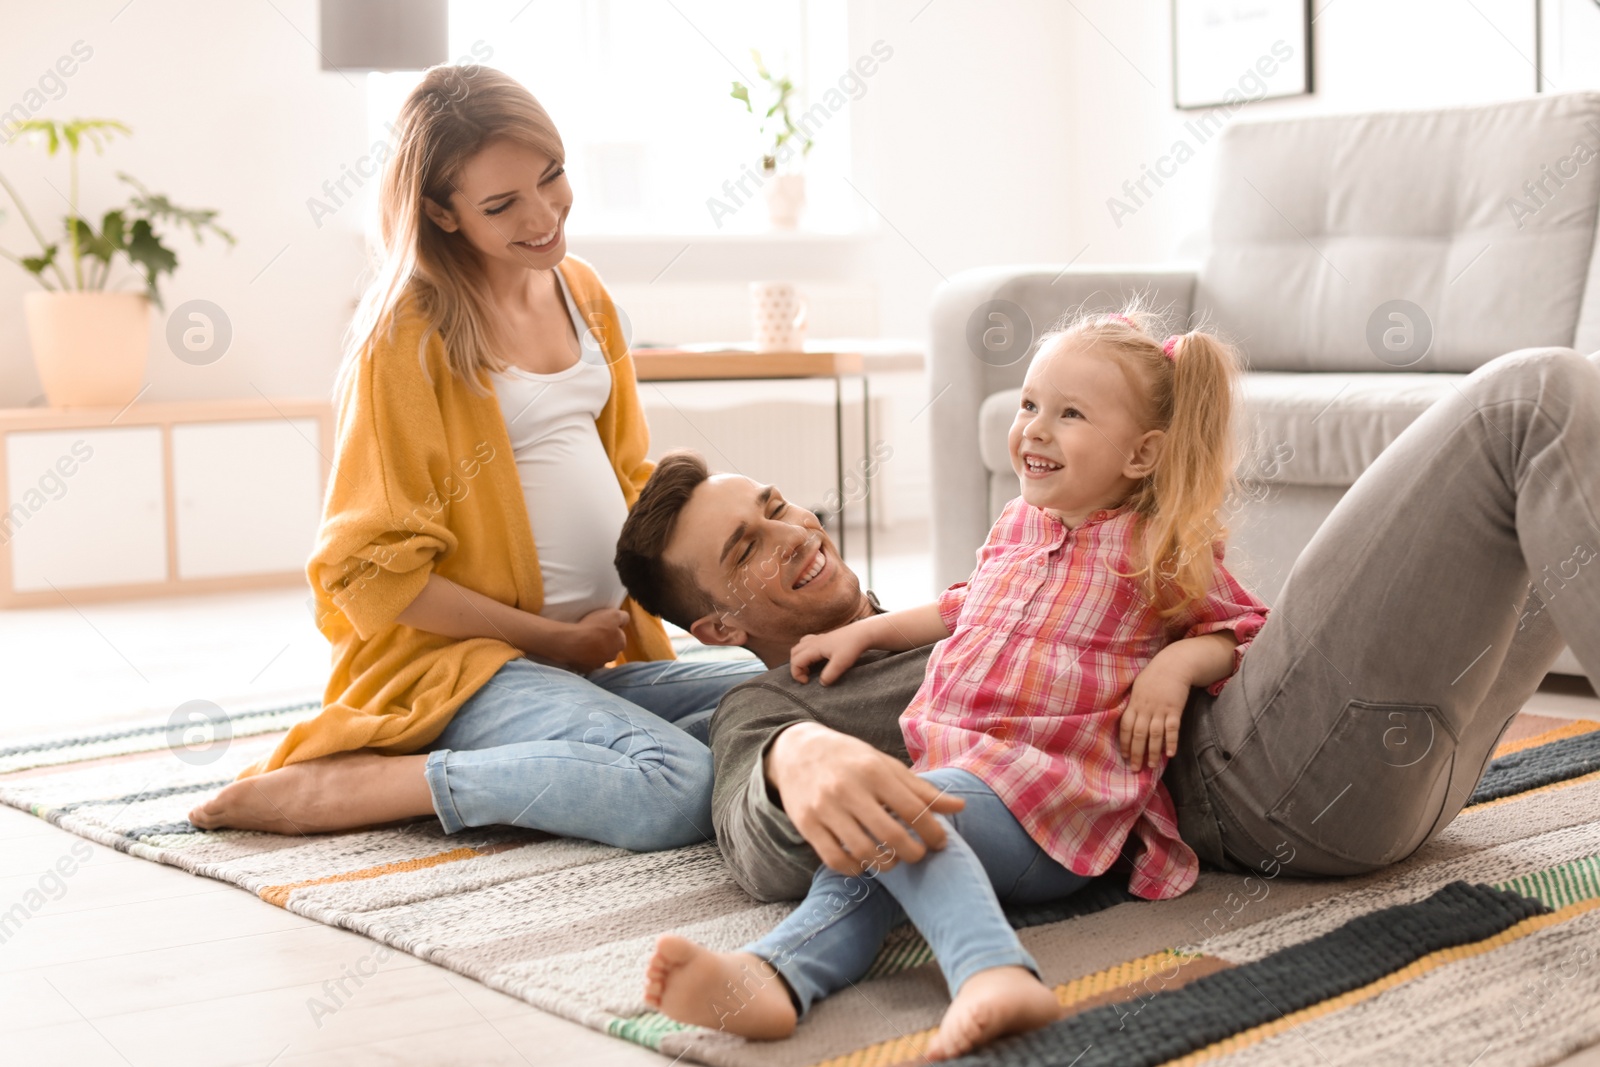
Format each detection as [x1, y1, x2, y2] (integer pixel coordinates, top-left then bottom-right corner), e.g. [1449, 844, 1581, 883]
[186, 752, 433, 834]
[643, 934, 797, 1039]
[925, 965, 1061, 1061]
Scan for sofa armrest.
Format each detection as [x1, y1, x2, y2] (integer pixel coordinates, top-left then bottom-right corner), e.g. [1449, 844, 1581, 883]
[927, 265, 1199, 591]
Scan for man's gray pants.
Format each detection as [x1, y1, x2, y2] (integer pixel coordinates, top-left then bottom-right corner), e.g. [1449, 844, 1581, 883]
[1169, 347, 1600, 876]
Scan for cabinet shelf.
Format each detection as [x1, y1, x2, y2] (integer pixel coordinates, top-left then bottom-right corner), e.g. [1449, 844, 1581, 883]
[0, 399, 333, 608]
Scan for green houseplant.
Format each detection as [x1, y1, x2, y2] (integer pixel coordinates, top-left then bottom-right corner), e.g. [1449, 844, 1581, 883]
[730, 51, 813, 229]
[1, 118, 234, 407]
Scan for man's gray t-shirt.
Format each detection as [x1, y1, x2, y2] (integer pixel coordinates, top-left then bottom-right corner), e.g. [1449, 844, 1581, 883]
[705, 642, 1235, 901]
[706, 646, 933, 902]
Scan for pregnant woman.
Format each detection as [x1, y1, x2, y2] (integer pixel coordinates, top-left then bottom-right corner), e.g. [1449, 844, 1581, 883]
[189, 64, 763, 849]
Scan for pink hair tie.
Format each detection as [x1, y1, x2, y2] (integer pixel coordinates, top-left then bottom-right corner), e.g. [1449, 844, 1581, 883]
[1162, 335, 1181, 360]
[1106, 313, 1136, 327]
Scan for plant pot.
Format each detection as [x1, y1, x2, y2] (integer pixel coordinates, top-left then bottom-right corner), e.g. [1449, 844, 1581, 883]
[23, 291, 151, 408]
[764, 172, 806, 230]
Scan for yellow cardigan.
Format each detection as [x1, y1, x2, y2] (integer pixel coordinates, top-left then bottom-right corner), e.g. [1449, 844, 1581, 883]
[238, 255, 674, 778]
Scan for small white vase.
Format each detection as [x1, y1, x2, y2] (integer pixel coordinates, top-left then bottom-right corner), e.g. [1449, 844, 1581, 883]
[22, 291, 151, 408]
[764, 172, 806, 230]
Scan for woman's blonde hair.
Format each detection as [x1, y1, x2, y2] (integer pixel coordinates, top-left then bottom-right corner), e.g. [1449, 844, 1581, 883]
[335, 64, 566, 399]
[1038, 301, 1243, 617]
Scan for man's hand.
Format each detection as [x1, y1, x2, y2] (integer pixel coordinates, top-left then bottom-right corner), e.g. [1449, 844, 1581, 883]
[790, 623, 875, 685]
[1119, 658, 1189, 771]
[765, 722, 964, 876]
[558, 608, 631, 673]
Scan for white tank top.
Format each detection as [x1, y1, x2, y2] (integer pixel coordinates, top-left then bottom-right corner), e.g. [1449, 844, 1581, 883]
[490, 268, 631, 625]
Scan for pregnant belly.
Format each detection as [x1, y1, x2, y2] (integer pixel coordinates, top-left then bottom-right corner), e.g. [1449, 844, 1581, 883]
[514, 426, 631, 624]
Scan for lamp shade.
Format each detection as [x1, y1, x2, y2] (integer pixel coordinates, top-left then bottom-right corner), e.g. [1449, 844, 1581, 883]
[319, 0, 448, 73]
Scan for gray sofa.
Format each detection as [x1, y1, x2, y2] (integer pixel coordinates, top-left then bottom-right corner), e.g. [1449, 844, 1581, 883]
[930, 92, 1600, 677]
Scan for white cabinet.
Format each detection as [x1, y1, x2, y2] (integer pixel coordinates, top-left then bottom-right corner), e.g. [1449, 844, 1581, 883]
[5, 427, 167, 592]
[0, 400, 331, 607]
[172, 420, 323, 579]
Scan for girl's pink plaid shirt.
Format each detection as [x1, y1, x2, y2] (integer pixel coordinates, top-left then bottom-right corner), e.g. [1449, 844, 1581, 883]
[901, 497, 1270, 900]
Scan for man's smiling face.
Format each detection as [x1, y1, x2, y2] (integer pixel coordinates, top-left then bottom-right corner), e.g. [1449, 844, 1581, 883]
[663, 473, 868, 662]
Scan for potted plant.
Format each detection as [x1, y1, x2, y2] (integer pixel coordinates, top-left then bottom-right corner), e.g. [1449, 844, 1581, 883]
[1, 118, 234, 407]
[730, 51, 814, 230]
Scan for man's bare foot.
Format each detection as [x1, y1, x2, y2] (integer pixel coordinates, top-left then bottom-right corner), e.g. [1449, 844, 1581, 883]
[643, 934, 797, 1039]
[925, 965, 1061, 1061]
[186, 752, 432, 834]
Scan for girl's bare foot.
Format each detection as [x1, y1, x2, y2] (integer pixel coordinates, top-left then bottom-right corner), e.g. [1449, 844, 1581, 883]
[925, 965, 1061, 1061]
[186, 752, 433, 834]
[643, 934, 797, 1039]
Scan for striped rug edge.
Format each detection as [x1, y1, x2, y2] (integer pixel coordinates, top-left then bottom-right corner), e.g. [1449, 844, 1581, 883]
[1162, 895, 1600, 1067]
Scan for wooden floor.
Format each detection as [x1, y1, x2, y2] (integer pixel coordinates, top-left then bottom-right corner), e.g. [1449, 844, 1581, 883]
[2, 525, 1598, 1065]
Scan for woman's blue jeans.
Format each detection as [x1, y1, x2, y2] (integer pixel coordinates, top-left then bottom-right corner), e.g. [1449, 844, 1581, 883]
[743, 767, 1094, 1015]
[422, 656, 764, 851]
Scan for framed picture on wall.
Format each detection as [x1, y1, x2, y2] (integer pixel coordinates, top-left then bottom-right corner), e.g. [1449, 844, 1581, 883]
[1172, 0, 1313, 110]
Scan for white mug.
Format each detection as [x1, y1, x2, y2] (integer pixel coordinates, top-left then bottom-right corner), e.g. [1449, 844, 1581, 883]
[750, 281, 808, 353]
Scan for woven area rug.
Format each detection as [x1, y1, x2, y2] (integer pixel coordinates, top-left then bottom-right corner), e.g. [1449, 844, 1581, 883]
[4, 695, 1600, 1067]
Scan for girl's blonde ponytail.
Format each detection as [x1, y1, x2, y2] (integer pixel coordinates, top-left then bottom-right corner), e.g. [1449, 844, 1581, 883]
[1133, 330, 1241, 615]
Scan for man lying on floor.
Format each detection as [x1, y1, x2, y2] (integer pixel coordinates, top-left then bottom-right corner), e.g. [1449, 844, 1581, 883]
[611, 344, 1600, 1050]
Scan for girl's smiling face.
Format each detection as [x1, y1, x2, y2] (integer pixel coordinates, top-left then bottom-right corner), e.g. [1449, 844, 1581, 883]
[1009, 338, 1166, 526]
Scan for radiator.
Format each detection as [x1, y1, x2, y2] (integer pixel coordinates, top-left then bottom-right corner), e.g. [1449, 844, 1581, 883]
[638, 382, 893, 531]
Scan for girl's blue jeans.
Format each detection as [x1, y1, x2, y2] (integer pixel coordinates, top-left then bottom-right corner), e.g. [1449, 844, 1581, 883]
[743, 766, 1094, 1015]
[422, 655, 764, 851]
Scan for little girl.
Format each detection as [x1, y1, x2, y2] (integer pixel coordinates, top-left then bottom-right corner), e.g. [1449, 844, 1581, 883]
[643, 310, 1271, 1058]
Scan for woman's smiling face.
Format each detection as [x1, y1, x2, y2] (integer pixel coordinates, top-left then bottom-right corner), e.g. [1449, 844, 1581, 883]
[423, 137, 572, 269]
[1008, 338, 1164, 525]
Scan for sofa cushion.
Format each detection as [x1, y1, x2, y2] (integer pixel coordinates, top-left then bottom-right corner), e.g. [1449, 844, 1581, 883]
[1236, 372, 1466, 486]
[978, 371, 1466, 489]
[1196, 93, 1600, 373]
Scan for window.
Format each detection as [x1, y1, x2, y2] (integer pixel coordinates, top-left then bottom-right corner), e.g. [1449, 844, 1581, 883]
[363, 0, 859, 237]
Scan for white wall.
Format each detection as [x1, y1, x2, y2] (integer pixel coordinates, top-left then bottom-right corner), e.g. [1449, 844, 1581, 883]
[1, 0, 368, 407]
[1545, 0, 1600, 94]
[843, 1, 1079, 339]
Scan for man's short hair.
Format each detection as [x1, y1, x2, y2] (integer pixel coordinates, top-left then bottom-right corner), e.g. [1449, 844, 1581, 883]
[616, 449, 718, 629]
